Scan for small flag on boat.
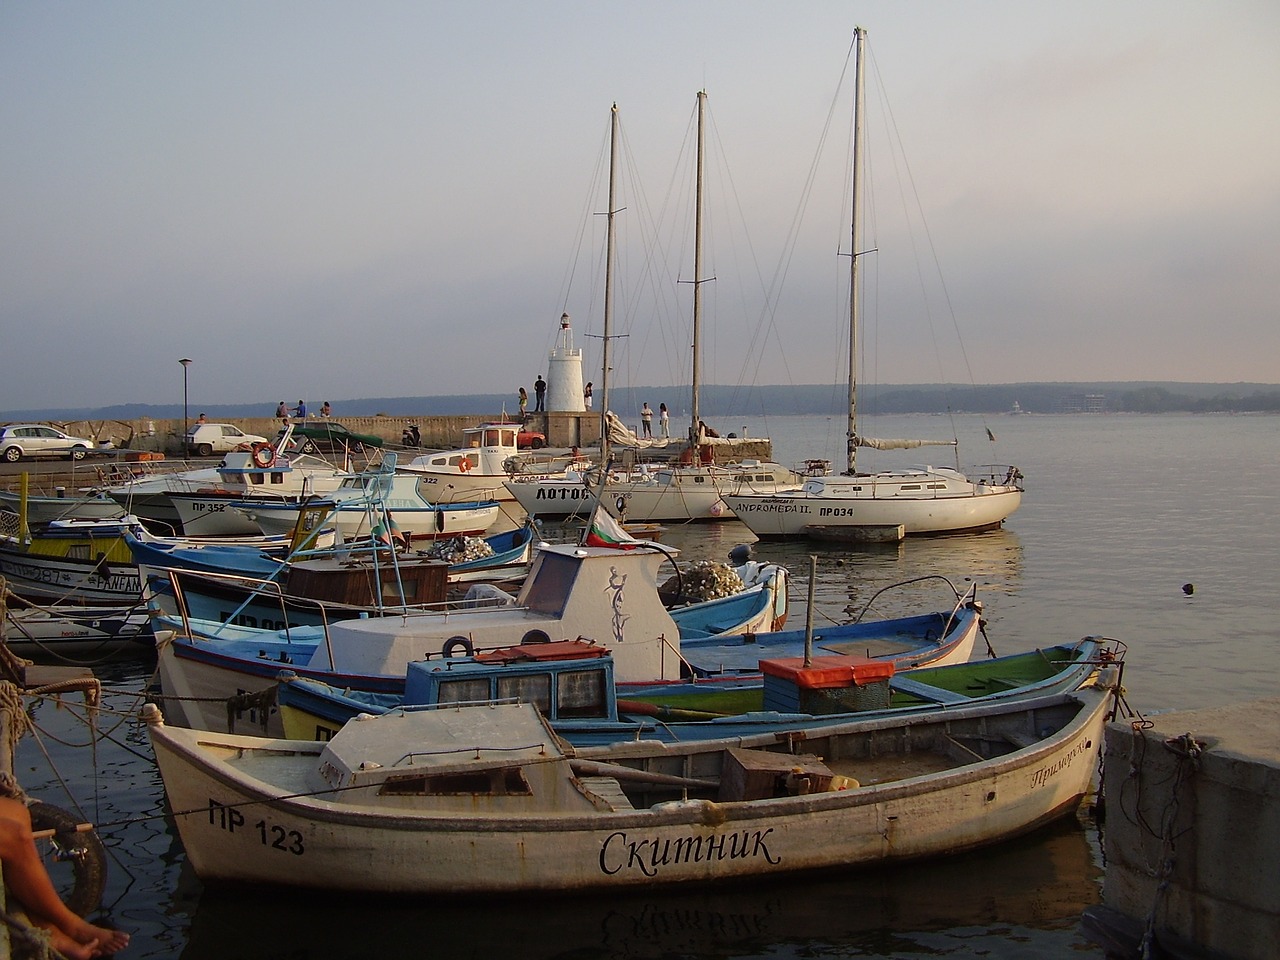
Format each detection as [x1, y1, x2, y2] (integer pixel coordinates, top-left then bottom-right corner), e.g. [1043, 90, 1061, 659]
[582, 504, 638, 550]
[986, 428, 997, 442]
[373, 512, 406, 547]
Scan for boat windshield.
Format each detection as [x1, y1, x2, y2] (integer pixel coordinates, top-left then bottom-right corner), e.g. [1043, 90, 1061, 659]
[518, 551, 580, 617]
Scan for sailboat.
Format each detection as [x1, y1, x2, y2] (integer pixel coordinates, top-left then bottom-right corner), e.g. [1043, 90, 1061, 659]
[505, 96, 802, 524]
[723, 28, 1023, 539]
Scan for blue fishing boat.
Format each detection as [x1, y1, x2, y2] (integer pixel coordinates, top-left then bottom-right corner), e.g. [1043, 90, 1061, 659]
[274, 636, 1119, 746]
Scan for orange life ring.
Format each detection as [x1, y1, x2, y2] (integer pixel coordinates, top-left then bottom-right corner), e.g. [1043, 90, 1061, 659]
[458, 456, 473, 473]
[250, 443, 276, 469]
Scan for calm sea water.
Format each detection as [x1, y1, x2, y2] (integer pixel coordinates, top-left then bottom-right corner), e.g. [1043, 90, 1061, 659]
[15, 413, 1278, 958]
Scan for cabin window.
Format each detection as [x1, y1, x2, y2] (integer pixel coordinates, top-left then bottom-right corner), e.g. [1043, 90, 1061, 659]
[900, 484, 922, 491]
[378, 768, 532, 797]
[271, 472, 285, 485]
[383, 579, 419, 602]
[436, 678, 492, 705]
[496, 674, 552, 713]
[225, 472, 246, 484]
[500, 430, 515, 446]
[557, 669, 609, 718]
[693, 476, 705, 484]
[926, 483, 946, 490]
[519, 552, 579, 617]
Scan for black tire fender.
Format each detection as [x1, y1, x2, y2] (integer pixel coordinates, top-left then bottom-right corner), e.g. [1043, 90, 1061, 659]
[443, 636, 474, 658]
[28, 801, 107, 917]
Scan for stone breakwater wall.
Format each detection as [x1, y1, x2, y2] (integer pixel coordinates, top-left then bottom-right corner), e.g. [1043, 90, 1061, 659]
[39, 414, 773, 462]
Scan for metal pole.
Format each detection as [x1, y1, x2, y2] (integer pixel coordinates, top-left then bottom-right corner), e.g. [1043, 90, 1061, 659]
[179, 357, 192, 453]
[804, 555, 817, 667]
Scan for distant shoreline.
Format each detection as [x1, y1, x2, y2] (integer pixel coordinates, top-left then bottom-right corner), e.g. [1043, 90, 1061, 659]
[5, 380, 1280, 423]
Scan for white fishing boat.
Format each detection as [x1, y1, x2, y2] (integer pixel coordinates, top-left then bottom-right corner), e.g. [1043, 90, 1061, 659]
[146, 679, 1116, 894]
[233, 458, 500, 542]
[396, 420, 580, 529]
[722, 29, 1023, 539]
[165, 445, 350, 537]
[505, 99, 801, 524]
[2, 599, 153, 657]
[0, 487, 126, 524]
[105, 461, 223, 533]
[0, 513, 143, 605]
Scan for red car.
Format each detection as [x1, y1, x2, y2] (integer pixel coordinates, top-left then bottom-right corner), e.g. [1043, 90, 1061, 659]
[517, 428, 546, 449]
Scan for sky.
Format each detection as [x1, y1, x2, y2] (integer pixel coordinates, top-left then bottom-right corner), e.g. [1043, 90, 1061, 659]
[3, 1, 1278, 413]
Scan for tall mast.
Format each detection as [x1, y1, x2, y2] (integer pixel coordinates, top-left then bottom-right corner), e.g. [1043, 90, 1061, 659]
[690, 90, 707, 445]
[601, 102, 619, 464]
[846, 27, 866, 476]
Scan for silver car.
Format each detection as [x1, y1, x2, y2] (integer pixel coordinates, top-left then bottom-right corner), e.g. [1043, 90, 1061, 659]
[0, 424, 98, 462]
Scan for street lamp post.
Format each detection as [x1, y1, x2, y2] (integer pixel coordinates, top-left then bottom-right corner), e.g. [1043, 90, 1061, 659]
[179, 358, 192, 454]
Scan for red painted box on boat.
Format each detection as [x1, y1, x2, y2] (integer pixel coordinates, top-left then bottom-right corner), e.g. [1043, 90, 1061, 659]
[760, 655, 895, 689]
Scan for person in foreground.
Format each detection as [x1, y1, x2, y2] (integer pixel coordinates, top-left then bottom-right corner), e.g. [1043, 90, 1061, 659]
[0, 789, 129, 958]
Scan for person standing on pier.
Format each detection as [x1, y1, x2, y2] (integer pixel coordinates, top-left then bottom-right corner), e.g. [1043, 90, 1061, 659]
[534, 375, 546, 412]
[518, 386, 528, 421]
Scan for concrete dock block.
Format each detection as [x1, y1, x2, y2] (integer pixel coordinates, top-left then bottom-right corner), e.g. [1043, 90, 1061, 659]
[1097, 698, 1280, 960]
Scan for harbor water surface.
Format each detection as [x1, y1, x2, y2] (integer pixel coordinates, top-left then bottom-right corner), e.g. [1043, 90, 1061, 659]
[17, 412, 1278, 958]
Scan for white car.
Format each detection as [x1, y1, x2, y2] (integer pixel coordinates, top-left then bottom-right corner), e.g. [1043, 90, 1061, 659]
[0, 424, 99, 462]
[185, 423, 269, 457]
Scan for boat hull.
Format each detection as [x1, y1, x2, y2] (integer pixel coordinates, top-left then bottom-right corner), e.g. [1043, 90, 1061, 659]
[724, 486, 1022, 538]
[148, 687, 1112, 894]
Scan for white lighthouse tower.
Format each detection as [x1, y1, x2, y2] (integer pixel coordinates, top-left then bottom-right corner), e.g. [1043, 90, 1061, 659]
[546, 313, 585, 412]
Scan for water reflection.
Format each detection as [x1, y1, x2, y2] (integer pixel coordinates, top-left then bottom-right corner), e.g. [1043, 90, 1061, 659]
[178, 818, 1101, 960]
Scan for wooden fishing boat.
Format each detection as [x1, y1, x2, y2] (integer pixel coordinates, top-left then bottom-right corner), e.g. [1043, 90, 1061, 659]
[146, 681, 1117, 894]
[275, 636, 1120, 746]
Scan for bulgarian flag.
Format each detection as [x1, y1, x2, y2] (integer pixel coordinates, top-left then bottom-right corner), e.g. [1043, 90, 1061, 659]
[582, 504, 639, 550]
[372, 511, 406, 548]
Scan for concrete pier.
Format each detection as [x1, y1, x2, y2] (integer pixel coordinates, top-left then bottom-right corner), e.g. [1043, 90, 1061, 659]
[1085, 698, 1280, 959]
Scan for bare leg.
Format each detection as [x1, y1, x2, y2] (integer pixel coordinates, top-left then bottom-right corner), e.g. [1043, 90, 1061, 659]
[0, 797, 129, 955]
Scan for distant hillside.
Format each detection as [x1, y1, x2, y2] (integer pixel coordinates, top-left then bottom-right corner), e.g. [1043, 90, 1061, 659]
[5, 381, 1280, 422]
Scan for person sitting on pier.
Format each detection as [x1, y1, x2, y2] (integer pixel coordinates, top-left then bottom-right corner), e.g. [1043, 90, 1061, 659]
[0, 783, 130, 958]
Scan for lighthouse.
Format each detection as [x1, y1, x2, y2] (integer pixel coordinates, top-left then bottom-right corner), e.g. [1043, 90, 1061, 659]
[546, 313, 585, 412]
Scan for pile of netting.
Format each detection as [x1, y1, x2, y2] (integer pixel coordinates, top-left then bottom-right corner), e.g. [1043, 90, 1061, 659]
[660, 560, 744, 602]
[423, 536, 495, 563]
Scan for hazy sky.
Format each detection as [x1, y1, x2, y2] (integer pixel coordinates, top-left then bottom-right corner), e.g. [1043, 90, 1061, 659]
[3, 1, 1278, 413]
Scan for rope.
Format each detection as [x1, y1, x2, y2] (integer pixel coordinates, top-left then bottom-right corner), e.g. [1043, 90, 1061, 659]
[1112, 713, 1200, 960]
[0, 908, 57, 959]
[0, 682, 31, 757]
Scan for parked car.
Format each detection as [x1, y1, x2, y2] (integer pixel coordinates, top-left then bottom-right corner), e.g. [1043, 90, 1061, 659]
[185, 423, 269, 457]
[0, 424, 100, 462]
[517, 428, 546, 449]
[277, 422, 384, 455]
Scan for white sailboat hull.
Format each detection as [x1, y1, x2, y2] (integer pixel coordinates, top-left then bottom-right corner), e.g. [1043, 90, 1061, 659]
[507, 462, 802, 523]
[724, 471, 1022, 538]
